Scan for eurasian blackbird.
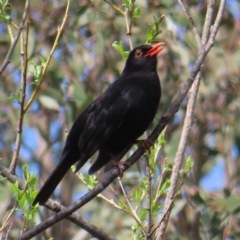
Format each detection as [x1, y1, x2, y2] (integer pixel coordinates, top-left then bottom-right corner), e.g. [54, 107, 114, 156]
[33, 42, 165, 205]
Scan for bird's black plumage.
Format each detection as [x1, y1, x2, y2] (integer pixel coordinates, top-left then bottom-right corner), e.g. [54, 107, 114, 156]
[33, 43, 164, 205]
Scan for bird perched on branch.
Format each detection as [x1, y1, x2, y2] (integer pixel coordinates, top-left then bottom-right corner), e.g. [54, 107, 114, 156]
[33, 42, 165, 205]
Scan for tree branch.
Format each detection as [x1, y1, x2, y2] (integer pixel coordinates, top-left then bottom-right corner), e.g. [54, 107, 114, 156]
[124, 6, 133, 50]
[155, 0, 224, 239]
[177, 0, 203, 51]
[9, 19, 30, 174]
[0, 164, 116, 240]
[146, 158, 152, 239]
[0, 0, 30, 75]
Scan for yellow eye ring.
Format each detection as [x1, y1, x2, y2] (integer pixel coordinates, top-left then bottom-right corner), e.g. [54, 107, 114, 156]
[135, 49, 143, 58]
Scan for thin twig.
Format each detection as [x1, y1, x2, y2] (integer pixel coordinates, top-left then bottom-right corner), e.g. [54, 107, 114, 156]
[6, 23, 14, 43]
[9, 19, 30, 174]
[178, 0, 202, 51]
[118, 178, 144, 229]
[202, 0, 215, 46]
[0, 0, 30, 75]
[23, 0, 71, 112]
[76, 173, 122, 210]
[0, 164, 116, 240]
[146, 158, 152, 239]
[0, 182, 27, 233]
[124, 6, 133, 50]
[103, 0, 124, 15]
[151, 171, 189, 237]
[154, 158, 167, 204]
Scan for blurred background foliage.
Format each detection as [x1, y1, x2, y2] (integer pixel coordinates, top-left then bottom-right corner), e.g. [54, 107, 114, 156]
[0, 0, 240, 239]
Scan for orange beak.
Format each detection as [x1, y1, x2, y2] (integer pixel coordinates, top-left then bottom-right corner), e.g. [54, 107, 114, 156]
[145, 42, 165, 57]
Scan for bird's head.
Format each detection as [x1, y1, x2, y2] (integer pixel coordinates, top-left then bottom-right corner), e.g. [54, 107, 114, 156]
[123, 42, 165, 74]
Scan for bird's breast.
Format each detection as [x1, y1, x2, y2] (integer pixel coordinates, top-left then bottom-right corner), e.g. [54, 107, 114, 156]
[106, 76, 161, 146]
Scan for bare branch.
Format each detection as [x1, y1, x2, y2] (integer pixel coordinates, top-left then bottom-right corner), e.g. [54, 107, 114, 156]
[0, 0, 30, 75]
[146, 158, 152, 239]
[103, 0, 124, 15]
[118, 178, 144, 229]
[202, 0, 215, 46]
[9, 19, 30, 174]
[178, 0, 202, 50]
[124, 6, 133, 50]
[0, 164, 116, 240]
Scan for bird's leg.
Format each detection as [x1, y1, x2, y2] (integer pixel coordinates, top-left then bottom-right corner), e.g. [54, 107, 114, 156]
[113, 161, 132, 178]
[135, 139, 154, 154]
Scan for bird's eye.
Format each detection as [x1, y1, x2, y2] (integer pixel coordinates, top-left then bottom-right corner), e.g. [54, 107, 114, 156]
[135, 49, 143, 58]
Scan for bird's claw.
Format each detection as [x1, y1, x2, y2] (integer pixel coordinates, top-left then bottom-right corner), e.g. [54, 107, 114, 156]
[136, 139, 154, 154]
[113, 161, 132, 178]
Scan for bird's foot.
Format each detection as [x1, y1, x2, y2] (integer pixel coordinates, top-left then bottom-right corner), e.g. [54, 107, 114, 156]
[136, 139, 154, 154]
[113, 161, 132, 178]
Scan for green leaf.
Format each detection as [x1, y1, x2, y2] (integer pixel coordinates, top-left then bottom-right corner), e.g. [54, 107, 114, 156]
[4, 14, 11, 23]
[123, 51, 130, 59]
[133, 7, 142, 20]
[112, 41, 124, 55]
[157, 179, 171, 198]
[27, 174, 38, 187]
[112, 41, 129, 59]
[84, 175, 98, 187]
[158, 132, 165, 145]
[122, 0, 131, 9]
[34, 65, 42, 79]
[71, 165, 76, 172]
[8, 181, 19, 198]
[118, 200, 127, 210]
[146, 30, 152, 42]
[39, 56, 46, 66]
[151, 202, 162, 216]
[140, 177, 148, 192]
[145, 15, 164, 43]
[8, 84, 22, 102]
[139, 208, 147, 221]
[133, 188, 143, 204]
[184, 156, 194, 173]
[149, 147, 157, 174]
[18, 193, 27, 209]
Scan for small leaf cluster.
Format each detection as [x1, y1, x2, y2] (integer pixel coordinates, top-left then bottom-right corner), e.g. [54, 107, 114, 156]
[123, 0, 142, 22]
[131, 134, 171, 238]
[29, 56, 46, 86]
[146, 16, 164, 44]
[8, 165, 39, 230]
[81, 174, 98, 188]
[112, 41, 129, 59]
[0, 0, 12, 24]
[8, 84, 21, 102]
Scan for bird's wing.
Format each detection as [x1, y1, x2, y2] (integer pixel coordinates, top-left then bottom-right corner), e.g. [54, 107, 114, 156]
[76, 92, 130, 169]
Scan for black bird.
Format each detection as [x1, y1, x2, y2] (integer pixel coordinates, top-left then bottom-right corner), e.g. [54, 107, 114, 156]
[33, 43, 165, 205]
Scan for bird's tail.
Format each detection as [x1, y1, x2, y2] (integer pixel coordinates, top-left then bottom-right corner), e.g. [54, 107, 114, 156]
[33, 151, 73, 206]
